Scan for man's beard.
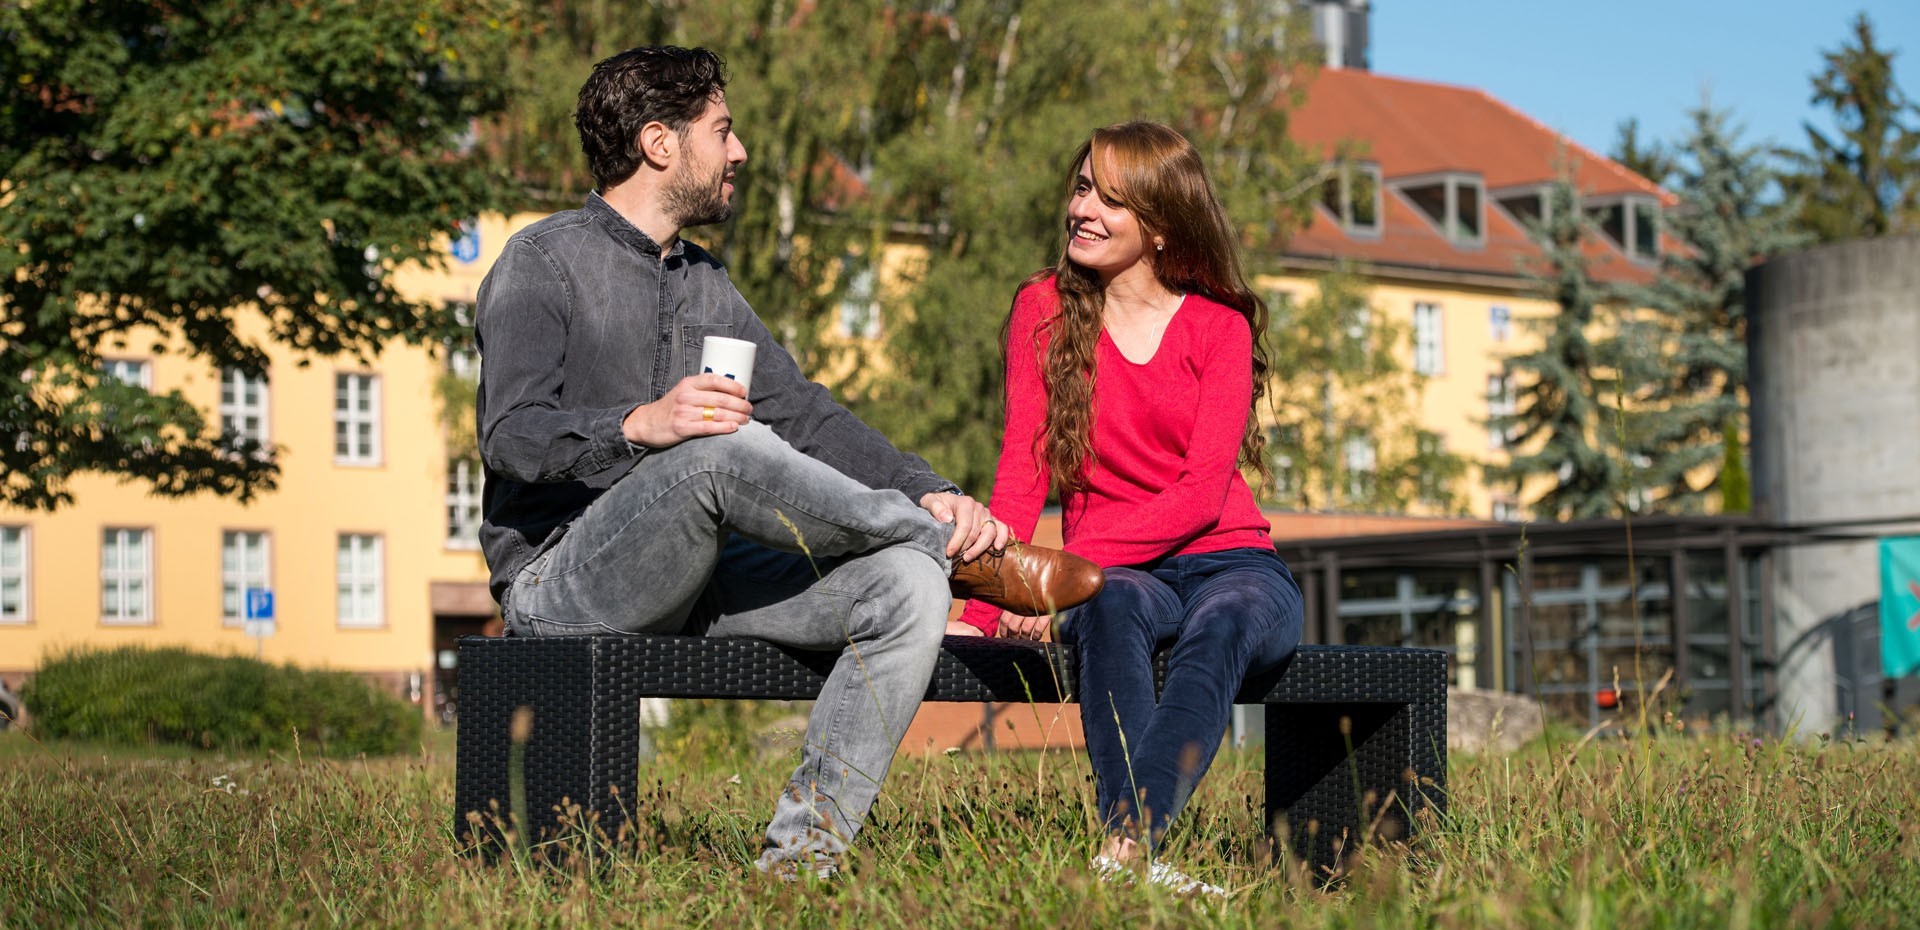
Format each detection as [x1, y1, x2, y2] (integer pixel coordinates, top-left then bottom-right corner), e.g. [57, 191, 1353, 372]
[664, 159, 733, 230]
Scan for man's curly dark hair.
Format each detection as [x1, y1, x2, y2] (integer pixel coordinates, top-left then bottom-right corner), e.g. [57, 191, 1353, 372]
[575, 46, 729, 191]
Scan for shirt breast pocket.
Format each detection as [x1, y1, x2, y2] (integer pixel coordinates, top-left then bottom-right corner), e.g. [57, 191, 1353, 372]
[682, 323, 736, 379]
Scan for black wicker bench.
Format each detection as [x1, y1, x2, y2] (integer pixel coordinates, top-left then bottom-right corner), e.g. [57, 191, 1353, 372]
[455, 634, 1447, 871]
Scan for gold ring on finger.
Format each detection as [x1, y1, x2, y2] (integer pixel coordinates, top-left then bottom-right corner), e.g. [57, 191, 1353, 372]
[702, 406, 715, 421]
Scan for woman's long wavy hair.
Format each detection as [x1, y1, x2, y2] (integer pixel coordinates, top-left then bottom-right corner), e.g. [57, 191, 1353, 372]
[1011, 121, 1271, 498]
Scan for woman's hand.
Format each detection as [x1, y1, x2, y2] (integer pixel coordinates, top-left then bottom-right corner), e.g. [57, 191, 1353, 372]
[998, 611, 1051, 641]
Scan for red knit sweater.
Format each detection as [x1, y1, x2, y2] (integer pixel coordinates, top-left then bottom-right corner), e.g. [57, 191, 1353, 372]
[958, 278, 1272, 633]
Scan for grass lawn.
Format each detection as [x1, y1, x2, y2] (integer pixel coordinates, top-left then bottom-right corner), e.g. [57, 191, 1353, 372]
[3, 716, 1916, 928]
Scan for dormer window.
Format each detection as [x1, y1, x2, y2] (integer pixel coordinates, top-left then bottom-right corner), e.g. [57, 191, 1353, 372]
[1585, 195, 1661, 262]
[1495, 185, 1550, 229]
[1397, 173, 1484, 246]
[1320, 161, 1381, 236]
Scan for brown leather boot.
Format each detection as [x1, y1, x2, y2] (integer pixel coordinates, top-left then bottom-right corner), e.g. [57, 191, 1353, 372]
[949, 541, 1105, 616]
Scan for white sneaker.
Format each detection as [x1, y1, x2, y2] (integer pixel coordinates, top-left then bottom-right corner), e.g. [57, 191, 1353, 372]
[1090, 854, 1226, 898]
[1147, 860, 1226, 898]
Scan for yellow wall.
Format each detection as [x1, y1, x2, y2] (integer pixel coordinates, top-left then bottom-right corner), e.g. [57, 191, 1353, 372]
[1256, 270, 1559, 520]
[0, 212, 544, 693]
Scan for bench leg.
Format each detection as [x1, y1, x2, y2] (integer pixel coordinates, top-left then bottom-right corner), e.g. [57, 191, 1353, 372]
[1263, 702, 1422, 873]
[455, 638, 642, 854]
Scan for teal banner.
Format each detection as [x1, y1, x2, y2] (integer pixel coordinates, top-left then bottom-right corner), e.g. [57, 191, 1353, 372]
[1881, 536, 1920, 678]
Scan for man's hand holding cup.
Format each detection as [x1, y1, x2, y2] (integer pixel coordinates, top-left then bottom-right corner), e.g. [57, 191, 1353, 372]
[622, 336, 758, 449]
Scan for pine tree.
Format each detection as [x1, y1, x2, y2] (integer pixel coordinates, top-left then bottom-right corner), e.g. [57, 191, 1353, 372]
[0, 0, 516, 510]
[1779, 13, 1920, 243]
[1487, 178, 1625, 521]
[1617, 105, 1807, 512]
[1611, 117, 1680, 189]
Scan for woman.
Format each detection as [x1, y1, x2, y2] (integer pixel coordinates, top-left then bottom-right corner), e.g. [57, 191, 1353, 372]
[953, 122, 1303, 893]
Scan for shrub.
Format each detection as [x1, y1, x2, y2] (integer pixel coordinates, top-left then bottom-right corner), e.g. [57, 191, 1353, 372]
[19, 645, 421, 756]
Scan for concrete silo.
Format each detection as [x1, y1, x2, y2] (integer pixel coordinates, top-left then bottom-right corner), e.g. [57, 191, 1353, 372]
[1748, 235, 1920, 733]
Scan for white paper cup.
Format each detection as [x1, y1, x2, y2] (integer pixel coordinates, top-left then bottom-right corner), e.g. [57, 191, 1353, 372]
[699, 335, 757, 395]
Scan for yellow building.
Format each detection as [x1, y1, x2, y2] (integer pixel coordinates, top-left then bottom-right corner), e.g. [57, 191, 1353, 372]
[0, 212, 543, 715]
[1270, 67, 1672, 519]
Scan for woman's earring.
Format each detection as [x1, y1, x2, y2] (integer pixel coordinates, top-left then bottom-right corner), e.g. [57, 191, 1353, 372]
[1156, 241, 1164, 252]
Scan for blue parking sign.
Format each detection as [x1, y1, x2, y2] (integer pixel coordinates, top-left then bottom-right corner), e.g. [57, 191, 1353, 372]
[451, 223, 482, 264]
[246, 588, 274, 621]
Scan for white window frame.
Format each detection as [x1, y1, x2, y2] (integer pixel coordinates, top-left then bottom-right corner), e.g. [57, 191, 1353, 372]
[333, 372, 382, 465]
[1585, 194, 1662, 262]
[1413, 302, 1444, 375]
[1493, 185, 1551, 230]
[0, 525, 28, 624]
[1344, 434, 1377, 500]
[101, 527, 154, 626]
[336, 533, 384, 628]
[836, 261, 882, 339]
[445, 301, 480, 380]
[219, 368, 271, 445]
[220, 531, 272, 626]
[1489, 304, 1512, 342]
[1395, 173, 1486, 246]
[1491, 495, 1520, 522]
[1487, 373, 1516, 450]
[100, 358, 152, 388]
[446, 459, 483, 550]
[1321, 161, 1383, 237]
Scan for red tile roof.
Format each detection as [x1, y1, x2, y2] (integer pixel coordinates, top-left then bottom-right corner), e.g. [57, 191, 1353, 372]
[1285, 68, 1675, 285]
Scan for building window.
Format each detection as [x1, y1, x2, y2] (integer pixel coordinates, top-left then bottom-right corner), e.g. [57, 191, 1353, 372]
[0, 526, 26, 623]
[1345, 303, 1372, 342]
[100, 358, 152, 388]
[836, 260, 881, 339]
[1415, 432, 1450, 508]
[336, 534, 384, 628]
[334, 373, 381, 465]
[445, 301, 480, 380]
[220, 368, 270, 446]
[1399, 174, 1485, 245]
[1268, 289, 1297, 327]
[1413, 302, 1444, 375]
[101, 528, 153, 625]
[446, 459, 482, 550]
[1489, 304, 1511, 342]
[1487, 373, 1516, 450]
[1344, 434, 1377, 500]
[1496, 186, 1548, 229]
[1586, 195, 1661, 262]
[1267, 424, 1302, 502]
[1632, 200, 1660, 258]
[1491, 494, 1520, 522]
[220, 531, 271, 626]
[1320, 161, 1382, 236]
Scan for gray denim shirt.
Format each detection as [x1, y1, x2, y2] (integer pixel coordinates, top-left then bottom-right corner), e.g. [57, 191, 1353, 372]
[474, 193, 958, 601]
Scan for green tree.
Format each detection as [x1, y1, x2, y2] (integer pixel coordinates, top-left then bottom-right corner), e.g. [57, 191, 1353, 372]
[1487, 178, 1627, 520]
[1617, 105, 1807, 512]
[846, 0, 1323, 494]
[480, 2, 907, 379]
[470, 2, 1329, 497]
[0, 0, 517, 510]
[1780, 13, 1920, 243]
[1610, 116, 1680, 188]
[1264, 268, 1465, 513]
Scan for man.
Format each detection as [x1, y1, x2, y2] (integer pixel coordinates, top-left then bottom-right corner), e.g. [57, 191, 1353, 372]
[474, 45, 1102, 878]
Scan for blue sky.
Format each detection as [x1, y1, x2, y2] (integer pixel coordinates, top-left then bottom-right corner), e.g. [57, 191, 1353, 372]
[1372, 1, 1919, 161]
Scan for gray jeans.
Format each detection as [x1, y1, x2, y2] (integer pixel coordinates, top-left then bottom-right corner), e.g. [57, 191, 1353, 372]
[500, 422, 954, 870]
